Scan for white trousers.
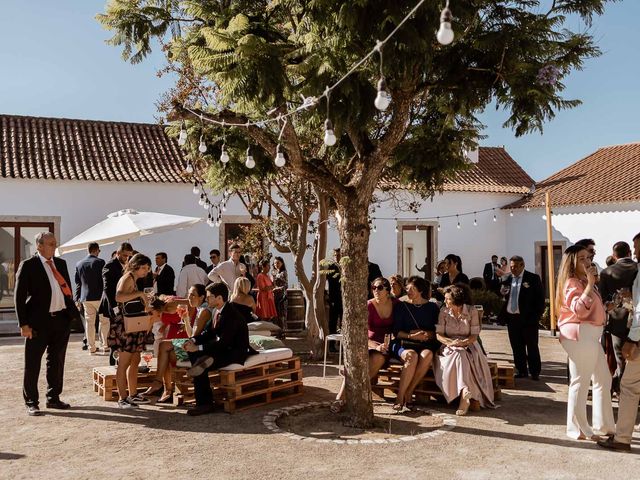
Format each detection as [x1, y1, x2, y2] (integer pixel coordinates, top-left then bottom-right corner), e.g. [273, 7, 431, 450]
[615, 355, 640, 444]
[560, 323, 615, 438]
[82, 300, 110, 350]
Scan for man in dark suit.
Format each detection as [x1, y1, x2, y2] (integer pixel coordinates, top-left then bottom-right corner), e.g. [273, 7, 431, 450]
[15, 232, 80, 416]
[598, 241, 638, 394]
[483, 255, 501, 293]
[153, 252, 175, 295]
[191, 246, 208, 272]
[182, 282, 258, 416]
[74, 242, 107, 354]
[99, 242, 133, 365]
[498, 255, 545, 380]
[205, 249, 221, 274]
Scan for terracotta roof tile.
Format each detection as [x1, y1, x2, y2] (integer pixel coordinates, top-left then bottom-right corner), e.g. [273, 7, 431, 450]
[505, 143, 640, 209]
[0, 114, 187, 183]
[380, 146, 534, 194]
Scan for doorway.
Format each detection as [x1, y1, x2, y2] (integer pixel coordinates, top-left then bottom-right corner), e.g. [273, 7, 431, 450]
[400, 224, 434, 280]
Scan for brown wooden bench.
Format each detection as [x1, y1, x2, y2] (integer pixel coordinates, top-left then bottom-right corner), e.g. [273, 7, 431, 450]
[92, 366, 158, 401]
[172, 356, 304, 413]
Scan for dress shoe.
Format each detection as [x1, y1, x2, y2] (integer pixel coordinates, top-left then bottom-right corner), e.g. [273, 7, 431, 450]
[514, 373, 528, 379]
[46, 399, 70, 409]
[597, 436, 631, 452]
[187, 355, 214, 377]
[531, 374, 540, 381]
[26, 405, 43, 416]
[81, 344, 88, 351]
[186, 404, 216, 416]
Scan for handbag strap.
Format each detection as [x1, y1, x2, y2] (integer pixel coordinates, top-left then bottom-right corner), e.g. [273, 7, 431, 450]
[402, 302, 422, 330]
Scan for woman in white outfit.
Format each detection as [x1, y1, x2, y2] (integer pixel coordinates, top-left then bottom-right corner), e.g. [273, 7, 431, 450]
[556, 244, 615, 441]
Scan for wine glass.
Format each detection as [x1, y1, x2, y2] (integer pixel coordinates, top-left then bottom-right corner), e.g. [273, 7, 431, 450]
[239, 263, 247, 275]
[143, 287, 155, 301]
[141, 350, 154, 369]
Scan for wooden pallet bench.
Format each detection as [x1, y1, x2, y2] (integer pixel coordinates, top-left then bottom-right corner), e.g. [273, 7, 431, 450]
[92, 366, 158, 401]
[372, 360, 502, 404]
[497, 365, 515, 388]
[172, 356, 303, 413]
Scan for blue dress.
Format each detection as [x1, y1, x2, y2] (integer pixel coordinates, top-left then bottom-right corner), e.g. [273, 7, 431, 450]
[390, 301, 441, 358]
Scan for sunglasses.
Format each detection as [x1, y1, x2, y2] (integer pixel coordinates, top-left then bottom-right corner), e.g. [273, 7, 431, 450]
[372, 284, 387, 291]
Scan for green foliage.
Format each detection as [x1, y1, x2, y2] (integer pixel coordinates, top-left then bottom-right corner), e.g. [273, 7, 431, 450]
[470, 289, 505, 320]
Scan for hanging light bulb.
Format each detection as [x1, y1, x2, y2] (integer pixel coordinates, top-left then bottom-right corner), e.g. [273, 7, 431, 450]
[185, 162, 194, 174]
[456, 215, 461, 229]
[437, 1, 455, 46]
[215, 218, 221, 227]
[437, 224, 441, 232]
[220, 144, 230, 164]
[509, 210, 514, 217]
[473, 218, 478, 227]
[198, 194, 205, 206]
[274, 144, 286, 168]
[203, 199, 210, 210]
[372, 223, 377, 233]
[323, 119, 337, 146]
[245, 147, 255, 169]
[394, 225, 399, 233]
[493, 214, 497, 222]
[526, 207, 531, 212]
[374, 78, 391, 111]
[415, 224, 420, 232]
[198, 135, 207, 153]
[206, 215, 213, 226]
[192, 181, 199, 195]
[178, 123, 187, 146]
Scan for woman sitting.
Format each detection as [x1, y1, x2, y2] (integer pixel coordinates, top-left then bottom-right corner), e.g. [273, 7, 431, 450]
[331, 277, 395, 413]
[142, 284, 211, 402]
[390, 276, 440, 411]
[389, 274, 406, 299]
[231, 276, 256, 316]
[434, 284, 495, 416]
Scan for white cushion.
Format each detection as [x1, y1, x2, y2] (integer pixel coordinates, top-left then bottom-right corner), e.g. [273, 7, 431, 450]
[220, 347, 293, 371]
[249, 329, 273, 337]
[248, 321, 281, 332]
[175, 347, 293, 370]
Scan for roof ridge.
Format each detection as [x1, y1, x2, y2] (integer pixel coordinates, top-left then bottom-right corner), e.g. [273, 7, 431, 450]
[0, 113, 166, 128]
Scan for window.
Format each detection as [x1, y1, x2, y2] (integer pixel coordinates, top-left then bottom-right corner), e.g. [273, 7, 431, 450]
[0, 222, 54, 310]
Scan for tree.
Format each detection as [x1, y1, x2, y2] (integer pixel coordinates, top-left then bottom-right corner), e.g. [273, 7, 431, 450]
[98, 0, 613, 427]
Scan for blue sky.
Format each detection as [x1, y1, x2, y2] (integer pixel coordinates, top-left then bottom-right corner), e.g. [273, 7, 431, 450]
[0, 0, 636, 181]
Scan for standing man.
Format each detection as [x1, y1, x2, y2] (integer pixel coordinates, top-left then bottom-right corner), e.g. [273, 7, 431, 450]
[176, 254, 209, 297]
[191, 246, 208, 272]
[598, 232, 640, 452]
[326, 248, 343, 350]
[498, 255, 545, 380]
[205, 249, 221, 274]
[99, 242, 133, 366]
[182, 282, 257, 416]
[207, 244, 245, 289]
[483, 255, 501, 294]
[153, 252, 175, 296]
[74, 242, 107, 354]
[15, 232, 80, 416]
[598, 241, 638, 394]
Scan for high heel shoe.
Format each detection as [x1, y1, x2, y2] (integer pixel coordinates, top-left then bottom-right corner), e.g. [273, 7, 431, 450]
[456, 390, 472, 416]
[156, 391, 174, 404]
[141, 380, 164, 397]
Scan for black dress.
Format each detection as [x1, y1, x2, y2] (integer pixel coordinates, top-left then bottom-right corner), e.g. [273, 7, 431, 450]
[390, 301, 441, 358]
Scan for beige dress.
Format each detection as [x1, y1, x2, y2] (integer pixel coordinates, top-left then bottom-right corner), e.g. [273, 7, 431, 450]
[434, 305, 495, 407]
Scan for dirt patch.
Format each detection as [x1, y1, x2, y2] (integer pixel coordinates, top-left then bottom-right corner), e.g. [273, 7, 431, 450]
[276, 402, 446, 440]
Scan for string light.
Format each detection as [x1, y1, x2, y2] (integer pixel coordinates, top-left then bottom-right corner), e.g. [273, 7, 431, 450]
[372, 223, 377, 233]
[437, 224, 441, 232]
[220, 144, 229, 164]
[323, 119, 337, 146]
[374, 41, 391, 111]
[274, 144, 286, 168]
[437, 216, 441, 232]
[203, 198, 211, 210]
[245, 146, 255, 169]
[456, 214, 461, 229]
[493, 214, 497, 222]
[509, 210, 514, 217]
[526, 207, 531, 212]
[185, 162, 193, 174]
[415, 224, 420, 232]
[192, 181, 199, 195]
[178, 121, 187, 146]
[198, 135, 207, 153]
[437, 0, 455, 45]
[198, 194, 205, 206]
[473, 218, 477, 226]
[394, 225, 399, 233]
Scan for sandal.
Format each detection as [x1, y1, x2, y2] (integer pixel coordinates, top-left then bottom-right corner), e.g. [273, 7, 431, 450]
[329, 400, 345, 414]
[142, 380, 164, 397]
[157, 391, 174, 404]
[456, 390, 472, 416]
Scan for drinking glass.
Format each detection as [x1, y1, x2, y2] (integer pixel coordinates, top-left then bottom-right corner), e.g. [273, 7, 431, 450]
[141, 350, 153, 369]
[143, 287, 155, 301]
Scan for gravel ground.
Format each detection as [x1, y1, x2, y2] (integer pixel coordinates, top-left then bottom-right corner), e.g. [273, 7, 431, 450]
[0, 329, 638, 479]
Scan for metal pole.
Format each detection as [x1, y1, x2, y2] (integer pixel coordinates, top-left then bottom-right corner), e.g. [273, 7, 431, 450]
[545, 192, 557, 333]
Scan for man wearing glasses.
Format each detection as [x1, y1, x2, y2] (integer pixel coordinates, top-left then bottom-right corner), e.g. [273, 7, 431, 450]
[206, 249, 221, 274]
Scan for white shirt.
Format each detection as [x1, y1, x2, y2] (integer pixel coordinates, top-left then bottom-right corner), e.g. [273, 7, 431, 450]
[176, 264, 208, 297]
[207, 259, 243, 289]
[38, 253, 66, 313]
[506, 273, 523, 315]
[628, 264, 640, 342]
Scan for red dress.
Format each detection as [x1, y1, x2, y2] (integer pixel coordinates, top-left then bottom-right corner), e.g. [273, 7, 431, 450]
[367, 298, 396, 344]
[256, 273, 278, 320]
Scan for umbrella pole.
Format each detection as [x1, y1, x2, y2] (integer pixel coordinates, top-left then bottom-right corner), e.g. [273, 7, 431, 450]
[545, 192, 557, 335]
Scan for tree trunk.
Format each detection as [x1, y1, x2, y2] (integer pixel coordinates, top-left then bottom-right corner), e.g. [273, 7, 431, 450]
[337, 199, 374, 427]
[310, 191, 329, 359]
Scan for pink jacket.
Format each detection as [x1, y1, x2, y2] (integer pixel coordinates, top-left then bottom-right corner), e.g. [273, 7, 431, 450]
[557, 277, 605, 342]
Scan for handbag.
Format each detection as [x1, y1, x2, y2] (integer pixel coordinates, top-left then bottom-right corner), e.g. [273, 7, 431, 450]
[120, 299, 152, 333]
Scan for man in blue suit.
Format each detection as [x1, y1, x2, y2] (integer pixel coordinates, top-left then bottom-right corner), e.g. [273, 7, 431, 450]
[74, 242, 106, 354]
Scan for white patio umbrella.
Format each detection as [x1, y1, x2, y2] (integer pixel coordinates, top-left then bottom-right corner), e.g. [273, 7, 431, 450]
[57, 209, 203, 255]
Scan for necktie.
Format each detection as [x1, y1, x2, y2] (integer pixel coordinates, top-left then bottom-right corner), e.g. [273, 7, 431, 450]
[46, 259, 72, 297]
[213, 311, 221, 329]
[510, 277, 520, 312]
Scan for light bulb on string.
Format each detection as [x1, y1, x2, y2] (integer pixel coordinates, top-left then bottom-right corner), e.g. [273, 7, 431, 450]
[372, 223, 377, 233]
[437, 217, 441, 232]
[394, 225, 399, 233]
[323, 119, 337, 146]
[203, 199, 211, 210]
[185, 162, 194, 174]
[198, 194, 205, 206]
[509, 210, 514, 217]
[215, 218, 221, 228]
[178, 121, 187, 146]
[437, 224, 441, 232]
[198, 135, 207, 153]
[274, 144, 286, 168]
[473, 217, 478, 227]
[493, 214, 497, 222]
[456, 215, 461, 229]
[222, 203, 227, 212]
[245, 147, 255, 169]
[437, 1, 455, 46]
[374, 78, 391, 111]
[526, 207, 531, 212]
[192, 181, 199, 195]
[220, 144, 230, 164]
[415, 224, 420, 232]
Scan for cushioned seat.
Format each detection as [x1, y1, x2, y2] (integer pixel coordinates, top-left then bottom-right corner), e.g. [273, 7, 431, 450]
[175, 347, 293, 370]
